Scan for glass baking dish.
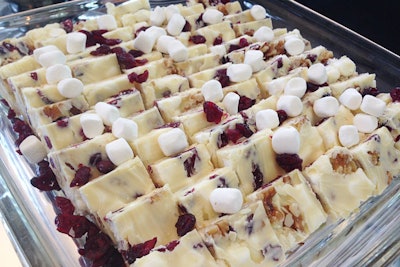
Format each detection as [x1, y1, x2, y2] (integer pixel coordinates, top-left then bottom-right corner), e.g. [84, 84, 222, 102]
[0, 0, 399, 266]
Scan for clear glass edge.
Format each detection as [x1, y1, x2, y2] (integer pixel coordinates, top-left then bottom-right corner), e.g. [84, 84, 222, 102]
[0, 0, 399, 266]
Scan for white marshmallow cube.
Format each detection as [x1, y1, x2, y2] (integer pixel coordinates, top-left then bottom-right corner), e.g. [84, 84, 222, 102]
[46, 64, 72, 85]
[167, 40, 188, 62]
[272, 126, 301, 154]
[253, 26, 274, 42]
[227, 63, 252, 83]
[339, 88, 362, 110]
[112, 118, 138, 142]
[250, 4, 267, 20]
[106, 138, 134, 166]
[134, 31, 156, 54]
[80, 113, 105, 138]
[209, 44, 227, 57]
[97, 14, 117, 30]
[165, 4, 180, 21]
[244, 50, 265, 73]
[209, 188, 243, 214]
[202, 9, 224, 24]
[156, 35, 176, 54]
[339, 125, 360, 147]
[284, 77, 307, 98]
[146, 26, 167, 41]
[256, 109, 279, 130]
[201, 80, 223, 102]
[19, 135, 47, 164]
[284, 37, 305, 56]
[223, 92, 240, 115]
[38, 50, 66, 68]
[307, 63, 328, 85]
[95, 102, 120, 126]
[313, 96, 339, 118]
[266, 77, 286, 95]
[33, 45, 59, 62]
[167, 13, 186, 36]
[150, 6, 166, 26]
[158, 128, 189, 156]
[276, 95, 303, 117]
[360, 95, 386, 117]
[335, 56, 356, 77]
[57, 78, 84, 98]
[66, 32, 87, 54]
[353, 113, 378, 133]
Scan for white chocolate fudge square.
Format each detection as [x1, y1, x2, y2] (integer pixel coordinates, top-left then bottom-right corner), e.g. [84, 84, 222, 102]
[200, 200, 286, 266]
[246, 169, 327, 250]
[303, 146, 375, 220]
[132, 230, 219, 267]
[106, 185, 180, 250]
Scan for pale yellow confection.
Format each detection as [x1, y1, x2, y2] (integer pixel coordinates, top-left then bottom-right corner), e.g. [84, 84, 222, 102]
[128, 107, 165, 137]
[233, 19, 273, 37]
[216, 128, 284, 195]
[132, 230, 219, 267]
[106, 0, 150, 27]
[378, 101, 400, 149]
[200, 200, 286, 267]
[174, 53, 222, 77]
[350, 127, 400, 194]
[303, 146, 375, 220]
[175, 167, 240, 227]
[194, 21, 237, 46]
[224, 78, 261, 100]
[329, 73, 376, 98]
[106, 185, 180, 250]
[149, 144, 214, 192]
[22, 85, 66, 111]
[189, 63, 232, 88]
[246, 169, 327, 250]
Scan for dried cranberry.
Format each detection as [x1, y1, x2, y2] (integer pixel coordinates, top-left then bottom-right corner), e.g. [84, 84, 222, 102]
[56, 118, 69, 127]
[228, 44, 241, 53]
[7, 108, 16, 119]
[70, 166, 91, 187]
[239, 37, 249, 48]
[203, 101, 224, 123]
[90, 44, 112, 56]
[361, 87, 380, 97]
[252, 163, 264, 190]
[306, 82, 320, 92]
[217, 132, 229, 148]
[213, 36, 223, 45]
[175, 213, 196, 237]
[390, 87, 400, 102]
[275, 153, 303, 172]
[55, 196, 75, 215]
[276, 110, 288, 125]
[55, 213, 95, 238]
[31, 161, 60, 191]
[306, 54, 317, 63]
[122, 237, 157, 264]
[128, 49, 144, 58]
[81, 232, 113, 260]
[275, 57, 283, 68]
[226, 128, 242, 143]
[135, 26, 150, 36]
[90, 246, 125, 267]
[96, 160, 116, 174]
[30, 72, 38, 80]
[236, 123, 253, 138]
[214, 68, 230, 87]
[183, 149, 199, 177]
[128, 70, 149, 83]
[61, 19, 73, 33]
[182, 21, 192, 32]
[190, 34, 206, 44]
[165, 240, 180, 251]
[238, 95, 256, 111]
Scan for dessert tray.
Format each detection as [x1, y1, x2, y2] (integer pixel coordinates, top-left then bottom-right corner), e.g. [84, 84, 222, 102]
[0, 0, 399, 266]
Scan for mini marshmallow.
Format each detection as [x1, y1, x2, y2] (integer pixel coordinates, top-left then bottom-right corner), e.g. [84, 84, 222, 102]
[272, 126, 301, 154]
[146, 26, 167, 41]
[339, 125, 360, 147]
[276, 95, 303, 117]
[158, 128, 189, 156]
[105, 138, 134, 166]
[150, 6, 166, 26]
[360, 95, 386, 117]
[227, 63, 252, 83]
[57, 78, 84, 98]
[97, 14, 117, 30]
[250, 4, 267, 20]
[253, 26, 274, 43]
[38, 50, 66, 68]
[80, 113, 104, 138]
[256, 109, 279, 130]
[284, 37, 305, 56]
[112, 118, 139, 142]
[266, 77, 286, 95]
[167, 13, 186, 36]
[284, 77, 307, 98]
[202, 9, 224, 24]
[134, 31, 155, 54]
[201, 80, 223, 102]
[307, 63, 328, 85]
[353, 113, 378, 133]
[209, 44, 227, 57]
[244, 50, 265, 73]
[313, 96, 339, 118]
[46, 64, 72, 85]
[19, 135, 47, 164]
[325, 65, 341, 84]
[165, 4, 180, 21]
[168, 40, 188, 62]
[156, 35, 176, 54]
[339, 88, 362, 110]
[223, 92, 240, 115]
[209, 187, 243, 214]
[95, 102, 120, 126]
[335, 56, 356, 77]
[66, 32, 87, 54]
[33, 45, 59, 61]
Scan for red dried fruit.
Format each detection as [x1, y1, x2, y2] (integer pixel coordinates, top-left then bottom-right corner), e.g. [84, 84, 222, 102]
[166, 240, 180, 251]
[361, 87, 380, 97]
[122, 237, 157, 264]
[306, 82, 320, 92]
[175, 213, 196, 237]
[90, 44, 112, 56]
[214, 68, 230, 87]
[276, 109, 288, 125]
[61, 19, 73, 33]
[203, 101, 224, 123]
[55, 213, 94, 238]
[55, 196, 75, 215]
[30, 72, 38, 81]
[89, 153, 102, 166]
[239, 37, 250, 48]
[390, 87, 400, 102]
[252, 163, 264, 190]
[275, 153, 303, 172]
[128, 70, 149, 83]
[306, 54, 317, 63]
[129, 49, 144, 58]
[226, 128, 242, 143]
[81, 232, 113, 261]
[70, 165, 91, 187]
[44, 135, 52, 149]
[235, 123, 253, 138]
[238, 95, 256, 111]
[30, 160, 61, 191]
[182, 21, 192, 32]
[183, 149, 199, 177]
[96, 160, 116, 174]
[217, 132, 229, 148]
[56, 117, 69, 127]
[228, 44, 241, 53]
[190, 34, 206, 44]
[213, 36, 223, 45]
